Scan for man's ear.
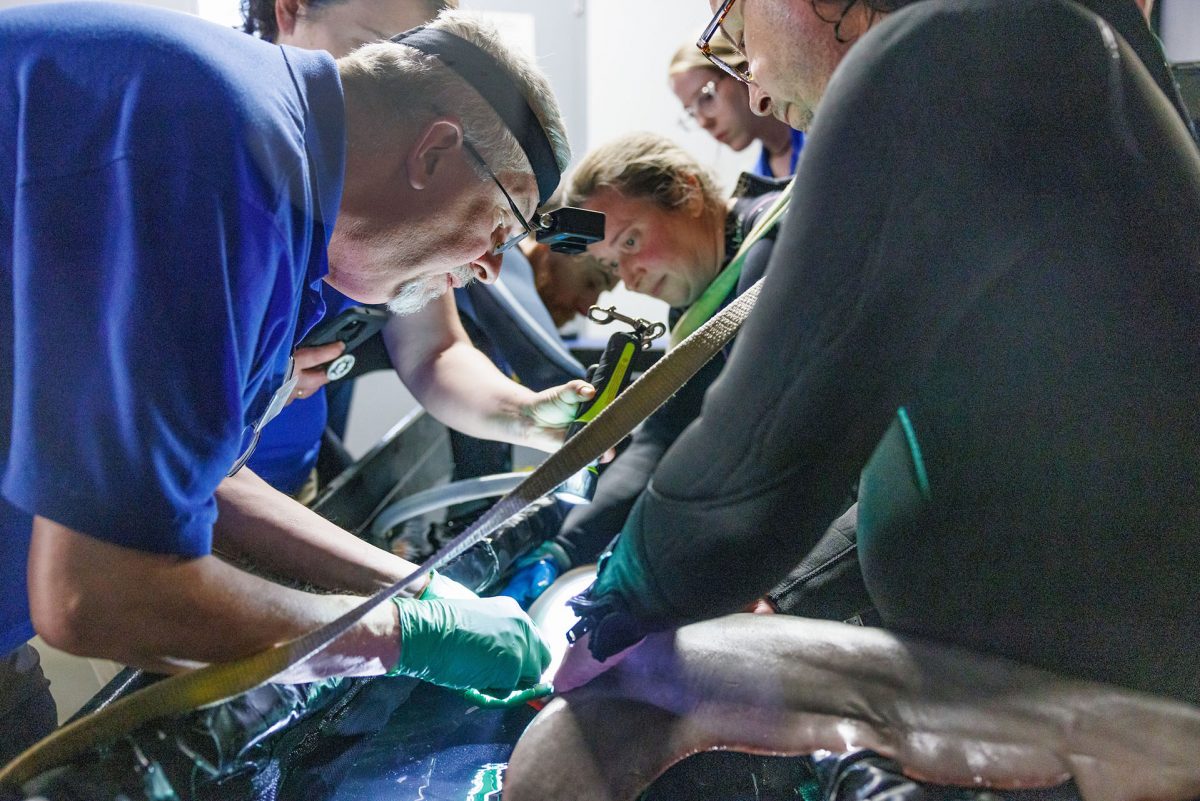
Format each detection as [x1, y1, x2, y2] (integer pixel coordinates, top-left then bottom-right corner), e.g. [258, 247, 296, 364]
[406, 117, 466, 191]
[274, 0, 304, 38]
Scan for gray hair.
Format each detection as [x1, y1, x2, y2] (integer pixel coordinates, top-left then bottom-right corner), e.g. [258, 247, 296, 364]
[338, 9, 570, 180]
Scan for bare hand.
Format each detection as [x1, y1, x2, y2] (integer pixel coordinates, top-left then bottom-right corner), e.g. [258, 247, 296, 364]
[286, 341, 346, 405]
[552, 631, 638, 693]
[516, 379, 596, 451]
[743, 598, 778, 615]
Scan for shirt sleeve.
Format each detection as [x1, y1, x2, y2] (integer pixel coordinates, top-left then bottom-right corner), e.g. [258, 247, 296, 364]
[4, 158, 292, 556]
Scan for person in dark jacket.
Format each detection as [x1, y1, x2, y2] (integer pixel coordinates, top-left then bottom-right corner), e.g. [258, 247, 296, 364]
[565, 0, 1200, 717]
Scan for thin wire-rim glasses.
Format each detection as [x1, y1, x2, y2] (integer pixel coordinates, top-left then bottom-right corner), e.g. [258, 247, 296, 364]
[463, 140, 536, 255]
[697, 0, 753, 85]
[679, 78, 722, 130]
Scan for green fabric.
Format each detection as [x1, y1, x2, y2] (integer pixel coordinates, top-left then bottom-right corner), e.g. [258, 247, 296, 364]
[461, 682, 553, 708]
[669, 182, 793, 348]
[591, 496, 677, 623]
[419, 570, 478, 601]
[386, 596, 551, 692]
[896, 406, 932, 501]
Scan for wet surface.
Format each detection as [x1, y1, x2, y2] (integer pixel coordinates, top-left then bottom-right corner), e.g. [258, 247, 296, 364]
[327, 684, 537, 801]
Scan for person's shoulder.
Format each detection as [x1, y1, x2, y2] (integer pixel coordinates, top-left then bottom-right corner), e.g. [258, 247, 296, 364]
[824, 0, 1120, 131]
[859, 0, 1111, 64]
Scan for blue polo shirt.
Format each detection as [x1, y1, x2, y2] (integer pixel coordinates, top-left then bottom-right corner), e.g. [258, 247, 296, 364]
[248, 283, 358, 494]
[0, 3, 345, 654]
[754, 128, 805, 178]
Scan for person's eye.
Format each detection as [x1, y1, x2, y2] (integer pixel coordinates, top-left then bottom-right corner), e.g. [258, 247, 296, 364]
[622, 234, 637, 251]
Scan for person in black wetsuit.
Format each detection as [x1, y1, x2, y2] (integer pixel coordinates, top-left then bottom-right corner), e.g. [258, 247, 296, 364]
[568, 0, 1200, 710]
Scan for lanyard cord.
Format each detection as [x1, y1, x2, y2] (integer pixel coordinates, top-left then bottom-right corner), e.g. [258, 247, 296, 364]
[669, 181, 793, 348]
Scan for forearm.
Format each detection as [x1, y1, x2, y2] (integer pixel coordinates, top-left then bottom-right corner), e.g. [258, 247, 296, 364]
[28, 515, 398, 681]
[213, 468, 425, 597]
[556, 432, 667, 566]
[402, 337, 542, 446]
[384, 298, 557, 450]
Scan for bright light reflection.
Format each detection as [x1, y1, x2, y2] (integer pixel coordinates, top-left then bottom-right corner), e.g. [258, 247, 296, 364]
[526, 566, 598, 683]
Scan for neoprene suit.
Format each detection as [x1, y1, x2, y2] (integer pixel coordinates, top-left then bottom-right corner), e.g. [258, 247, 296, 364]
[578, 0, 1200, 706]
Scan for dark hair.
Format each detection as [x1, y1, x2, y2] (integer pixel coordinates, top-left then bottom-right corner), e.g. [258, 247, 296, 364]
[241, 0, 456, 42]
[814, 0, 908, 42]
[241, 0, 294, 40]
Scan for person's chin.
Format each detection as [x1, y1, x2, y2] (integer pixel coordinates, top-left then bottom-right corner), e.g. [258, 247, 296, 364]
[779, 102, 814, 131]
[387, 275, 448, 316]
[727, 133, 754, 152]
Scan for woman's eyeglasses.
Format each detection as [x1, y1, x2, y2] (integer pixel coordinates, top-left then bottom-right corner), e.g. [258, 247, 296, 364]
[679, 78, 722, 130]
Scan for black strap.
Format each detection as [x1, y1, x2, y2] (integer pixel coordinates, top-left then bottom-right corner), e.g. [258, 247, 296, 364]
[390, 27, 560, 204]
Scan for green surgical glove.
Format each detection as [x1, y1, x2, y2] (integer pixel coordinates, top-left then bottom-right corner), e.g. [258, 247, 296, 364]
[420, 570, 477, 601]
[388, 596, 551, 692]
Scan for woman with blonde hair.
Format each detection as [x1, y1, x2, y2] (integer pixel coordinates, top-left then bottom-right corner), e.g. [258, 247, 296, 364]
[668, 37, 804, 178]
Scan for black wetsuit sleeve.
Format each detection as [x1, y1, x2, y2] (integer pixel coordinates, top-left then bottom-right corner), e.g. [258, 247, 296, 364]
[581, 0, 1151, 649]
[766, 504, 871, 619]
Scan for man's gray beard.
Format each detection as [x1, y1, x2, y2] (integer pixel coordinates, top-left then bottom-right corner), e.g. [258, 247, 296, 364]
[387, 265, 477, 316]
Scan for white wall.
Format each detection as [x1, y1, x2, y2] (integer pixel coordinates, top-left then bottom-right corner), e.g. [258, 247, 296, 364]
[1161, 0, 1200, 62]
[0, 0, 194, 8]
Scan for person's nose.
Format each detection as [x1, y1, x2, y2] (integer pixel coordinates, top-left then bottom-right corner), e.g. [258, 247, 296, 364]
[470, 250, 503, 284]
[748, 83, 774, 117]
[618, 260, 642, 291]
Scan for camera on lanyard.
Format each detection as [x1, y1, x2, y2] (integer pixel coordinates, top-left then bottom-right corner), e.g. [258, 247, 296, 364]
[553, 307, 666, 504]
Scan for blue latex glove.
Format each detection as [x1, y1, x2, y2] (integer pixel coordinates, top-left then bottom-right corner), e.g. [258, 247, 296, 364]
[388, 596, 551, 692]
[499, 559, 560, 609]
[498, 543, 569, 608]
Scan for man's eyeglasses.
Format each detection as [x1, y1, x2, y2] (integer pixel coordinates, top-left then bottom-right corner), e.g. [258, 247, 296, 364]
[463, 140, 536, 255]
[697, 0, 754, 85]
[679, 78, 722, 130]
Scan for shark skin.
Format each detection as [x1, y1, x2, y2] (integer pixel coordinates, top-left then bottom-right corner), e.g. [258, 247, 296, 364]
[504, 615, 1200, 801]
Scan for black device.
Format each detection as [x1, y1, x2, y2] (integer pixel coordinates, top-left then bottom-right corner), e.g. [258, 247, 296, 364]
[553, 307, 666, 505]
[298, 305, 389, 381]
[534, 206, 606, 254]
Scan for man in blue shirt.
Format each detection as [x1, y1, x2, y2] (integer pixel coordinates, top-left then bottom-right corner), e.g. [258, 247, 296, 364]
[240, 0, 598, 499]
[0, 2, 572, 758]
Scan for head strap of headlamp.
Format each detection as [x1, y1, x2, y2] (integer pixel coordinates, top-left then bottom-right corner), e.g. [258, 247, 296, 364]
[390, 26, 560, 205]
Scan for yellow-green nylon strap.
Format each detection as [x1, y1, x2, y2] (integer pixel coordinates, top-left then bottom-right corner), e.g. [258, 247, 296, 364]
[669, 181, 792, 348]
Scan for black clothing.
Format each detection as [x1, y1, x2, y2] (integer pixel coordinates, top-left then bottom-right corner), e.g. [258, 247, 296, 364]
[0, 644, 55, 765]
[584, 0, 1200, 706]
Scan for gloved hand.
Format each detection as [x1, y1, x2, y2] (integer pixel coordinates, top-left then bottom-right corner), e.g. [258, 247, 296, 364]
[499, 559, 560, 609]
[420, 570, 477, 601]
[388, 596, 551, 692]
[498, 542, 570, 609]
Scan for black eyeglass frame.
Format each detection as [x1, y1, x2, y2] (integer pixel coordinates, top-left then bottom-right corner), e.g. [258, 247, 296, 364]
[697, 0, 754, 85]
[463, 140, 538, 256]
